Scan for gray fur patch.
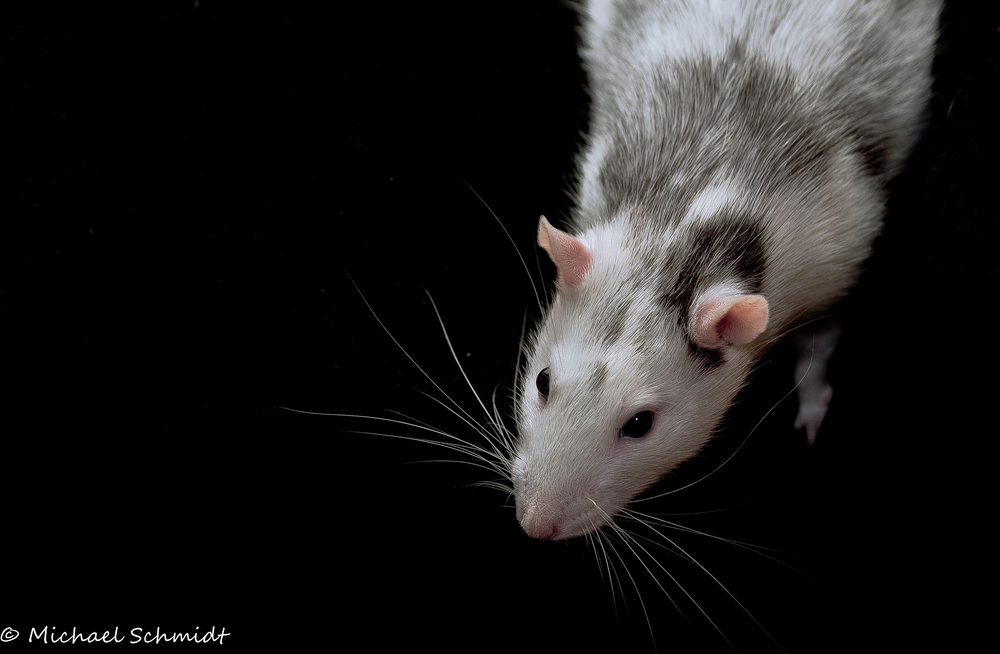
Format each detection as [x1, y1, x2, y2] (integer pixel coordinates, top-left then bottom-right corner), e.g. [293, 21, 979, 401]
[574, 50, 840, 233]
[587, 363, 608, 394]
[851, 125, 891, 179]
[599, 303, 630, 346]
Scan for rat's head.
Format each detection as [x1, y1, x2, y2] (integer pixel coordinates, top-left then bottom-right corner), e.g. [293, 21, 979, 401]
[512, 216, 769, 540]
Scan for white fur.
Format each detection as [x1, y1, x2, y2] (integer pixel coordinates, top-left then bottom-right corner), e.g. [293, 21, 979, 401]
[681, 181, 743, 227]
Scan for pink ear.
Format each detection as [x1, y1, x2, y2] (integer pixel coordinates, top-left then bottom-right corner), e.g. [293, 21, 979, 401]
[692, 293, 769, 349]
[538, 216, 592, 289]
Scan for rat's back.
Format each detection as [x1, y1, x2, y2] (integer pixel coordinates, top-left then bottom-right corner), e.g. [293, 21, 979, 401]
[574, 0, 939, 230]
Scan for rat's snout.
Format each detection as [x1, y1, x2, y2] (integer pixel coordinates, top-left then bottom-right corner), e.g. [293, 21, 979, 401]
[517, 494, 563, 541]
[512, 454, 562, 540]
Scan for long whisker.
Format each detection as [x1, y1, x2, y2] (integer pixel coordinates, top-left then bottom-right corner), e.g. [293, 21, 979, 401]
[620, 512, 787, 653]
[344, 277, 484, 431]
[600, 511, 737, 651]
[618, 507, 808, 576]
[421, 289, 503, 434]
[488, 385, 519, 465]
[591, 532, 635, 631]
[386, 412, 510, 481]
[461, 178, 544, 314]
[765, 310, 839, 344]
[511, 308, 530, 422]
[280, 407, 506, 471]
[408, 392, 513, 477]
[594, 518, 662, 649]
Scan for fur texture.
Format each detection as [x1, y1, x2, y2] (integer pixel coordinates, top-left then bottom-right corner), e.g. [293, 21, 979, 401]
[514, 0, 939, 540]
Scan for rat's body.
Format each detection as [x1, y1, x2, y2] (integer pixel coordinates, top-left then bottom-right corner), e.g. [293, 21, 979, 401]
[513, 0, 939, 541]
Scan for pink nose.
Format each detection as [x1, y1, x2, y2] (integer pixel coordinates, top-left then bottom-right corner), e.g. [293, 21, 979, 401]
[528, 522, 559, 540]
[520, 507, 561, 540]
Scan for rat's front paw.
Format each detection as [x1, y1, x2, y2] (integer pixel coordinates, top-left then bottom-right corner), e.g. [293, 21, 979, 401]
[794, 383, 833, 446]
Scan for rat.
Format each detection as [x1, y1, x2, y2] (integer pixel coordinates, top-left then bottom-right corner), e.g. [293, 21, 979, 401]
[512, 0, 940, 541]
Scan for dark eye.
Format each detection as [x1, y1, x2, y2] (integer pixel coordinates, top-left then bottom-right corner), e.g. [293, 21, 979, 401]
[619, 411, 654, 439]
[535, 367, 550, 399]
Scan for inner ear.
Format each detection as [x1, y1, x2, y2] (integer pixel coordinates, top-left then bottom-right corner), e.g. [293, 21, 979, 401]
[692, 293, 769, 349]
[538, 215, 592, 289]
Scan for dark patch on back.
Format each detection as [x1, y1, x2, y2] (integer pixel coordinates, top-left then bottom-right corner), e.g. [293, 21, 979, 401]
[659, 216, 768, 370]
[773, 120, 830, 182]
[731, 65, 834, 187]
[851, 126, 890, 178]
[583, 50, 839, 233]
[725, 37, 747, 64]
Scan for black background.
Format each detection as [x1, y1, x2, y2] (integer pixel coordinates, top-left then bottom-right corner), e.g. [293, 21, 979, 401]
[4, 2, 996, 652]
